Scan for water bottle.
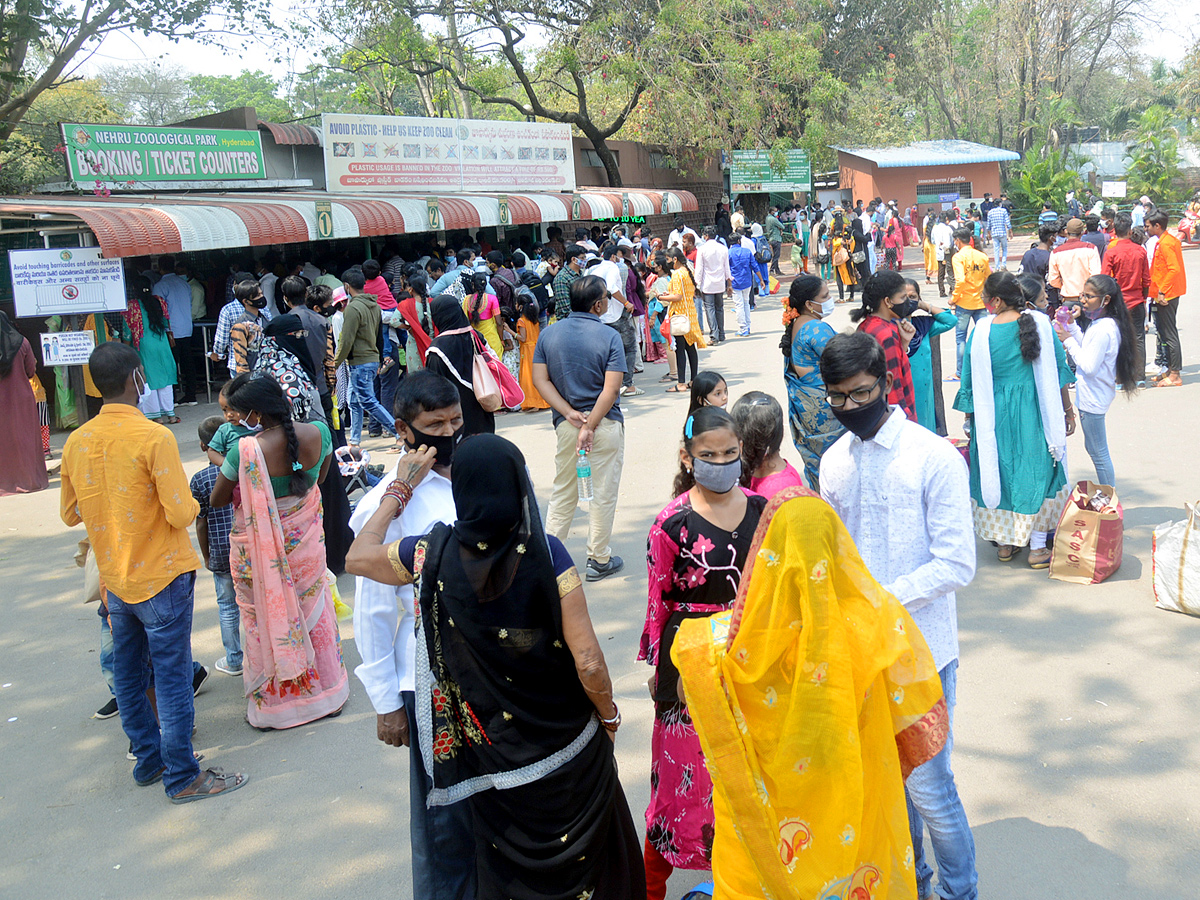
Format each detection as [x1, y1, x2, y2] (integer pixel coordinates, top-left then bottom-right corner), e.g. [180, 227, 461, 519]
[577, 448, 593, 501]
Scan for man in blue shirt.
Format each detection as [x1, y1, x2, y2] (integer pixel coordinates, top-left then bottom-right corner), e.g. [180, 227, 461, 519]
[985, 203, 1013, 271]
[532, 274, 627, 582]
[430, 248, 474, 295]
[152, 255, 197, 405]
[728, 236, 758, 336]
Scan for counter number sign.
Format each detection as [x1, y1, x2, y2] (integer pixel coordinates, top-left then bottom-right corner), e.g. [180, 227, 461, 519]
[315, 200, 333, 239]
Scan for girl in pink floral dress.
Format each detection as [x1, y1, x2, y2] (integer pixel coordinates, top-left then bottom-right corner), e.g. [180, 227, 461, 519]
[639, 406, 766, 900]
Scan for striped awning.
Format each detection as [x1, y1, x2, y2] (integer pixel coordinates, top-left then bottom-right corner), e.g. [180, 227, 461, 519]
[0, 187, 697, 258]
[258, 120, 321, 147]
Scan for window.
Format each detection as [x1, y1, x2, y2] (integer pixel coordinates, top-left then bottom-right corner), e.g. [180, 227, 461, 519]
[915, 181, 973, 204]
[649, 151, 676, 169]
[581, 149, 618, 168]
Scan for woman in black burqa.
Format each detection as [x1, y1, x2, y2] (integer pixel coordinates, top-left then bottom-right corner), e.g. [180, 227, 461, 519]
[347, 433, 644, 900]
[424, 294, 496, 436]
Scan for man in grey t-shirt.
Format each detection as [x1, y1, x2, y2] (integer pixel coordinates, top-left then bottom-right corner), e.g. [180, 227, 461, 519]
[532, 274, 627, 581]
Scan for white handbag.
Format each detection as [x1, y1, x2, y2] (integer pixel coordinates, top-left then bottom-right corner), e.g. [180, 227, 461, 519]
[670, 313, 691, 337]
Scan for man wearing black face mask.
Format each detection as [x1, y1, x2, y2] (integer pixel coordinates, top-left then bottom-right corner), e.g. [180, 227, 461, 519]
[346, 370, 476, 900]
[210, 278, 273, 379]
[817, 331, 979, 900]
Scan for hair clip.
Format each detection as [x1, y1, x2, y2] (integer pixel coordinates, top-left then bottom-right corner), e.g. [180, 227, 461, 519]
[684, 415, 694, 439]
[292, 460, 303, 472]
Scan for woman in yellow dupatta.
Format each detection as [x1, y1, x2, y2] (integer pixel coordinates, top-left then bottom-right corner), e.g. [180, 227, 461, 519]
[674, 488, 948, 900]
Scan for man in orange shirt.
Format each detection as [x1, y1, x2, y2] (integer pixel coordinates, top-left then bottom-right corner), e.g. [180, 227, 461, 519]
[1146, 210, 1186, 386]
[61, 342, 247, 803]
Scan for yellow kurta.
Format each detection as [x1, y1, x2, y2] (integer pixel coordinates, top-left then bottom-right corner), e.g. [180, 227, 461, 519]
[667, 266, 707, 349]
[674, 490, 947, 900]
[833, 237, 858, 286]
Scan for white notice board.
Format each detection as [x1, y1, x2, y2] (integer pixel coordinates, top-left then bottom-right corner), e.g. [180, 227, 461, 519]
[39, 330, 96, 366]
[9, 247, 128, 318]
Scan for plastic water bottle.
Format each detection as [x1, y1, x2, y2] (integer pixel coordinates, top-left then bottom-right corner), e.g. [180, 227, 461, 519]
[577, 448, 593, 501]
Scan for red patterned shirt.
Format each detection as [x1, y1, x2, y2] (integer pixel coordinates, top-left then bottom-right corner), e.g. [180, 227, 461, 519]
[857, 315, 917, 422]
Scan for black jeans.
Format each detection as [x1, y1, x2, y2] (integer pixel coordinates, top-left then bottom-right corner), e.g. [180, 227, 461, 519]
[1128, 302, 1147, 380]
[769, 241, 783, 274]
[701, 292, 725, 342]
[1156, 297, 1181, 372]
[171, 334, 196, 402]
[676, 337, 699, 385]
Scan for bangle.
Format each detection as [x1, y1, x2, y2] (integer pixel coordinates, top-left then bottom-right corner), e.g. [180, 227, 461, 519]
[599, 702, 621, 732]
[383, 479, 414, 517]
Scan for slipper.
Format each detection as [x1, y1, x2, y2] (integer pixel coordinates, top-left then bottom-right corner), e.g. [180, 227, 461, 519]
[160, 416, 181, 425]
[658, 374, 675, 383]
[997, 544, 1018, 562]
[386, 444, 404, 453]
[666, 384, 689, 393]
[944, 375, 960, 382]
[169, 768, 248, 804]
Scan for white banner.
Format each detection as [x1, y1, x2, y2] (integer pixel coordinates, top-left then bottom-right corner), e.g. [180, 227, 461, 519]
[321, 114, 575, 194]
[9, 247, 128, 318]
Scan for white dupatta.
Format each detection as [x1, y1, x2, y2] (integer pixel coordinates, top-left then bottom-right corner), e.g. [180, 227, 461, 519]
[971, 310, 1066, 509]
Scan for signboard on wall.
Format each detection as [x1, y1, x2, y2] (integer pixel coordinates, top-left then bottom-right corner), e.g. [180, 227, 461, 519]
[61, 123, 265, 187]
[39, 330, 96, 366]
[1102, 180, 1127, 198]
[729, 149, 812, 192]
[9, 248, 128, 318]
[321, 113, 576, 193]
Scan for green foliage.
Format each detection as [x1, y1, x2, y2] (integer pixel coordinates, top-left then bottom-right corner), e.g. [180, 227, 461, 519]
[1126, 105, 1184, 204]
[188, 70, 293, 121]
[1004, 143, 1085, 211]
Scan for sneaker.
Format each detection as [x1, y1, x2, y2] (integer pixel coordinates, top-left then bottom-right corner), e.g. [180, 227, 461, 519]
[215, 657, 243, 677]
[737, 329, 751, 337]
[193, 664, 210, 697]
[586, 556, 625, 582]
[95, 697, 119, 719]
[126, 741, 137, 761]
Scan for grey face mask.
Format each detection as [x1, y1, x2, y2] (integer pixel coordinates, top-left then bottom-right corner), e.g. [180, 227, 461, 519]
[691, 456, 742, 494]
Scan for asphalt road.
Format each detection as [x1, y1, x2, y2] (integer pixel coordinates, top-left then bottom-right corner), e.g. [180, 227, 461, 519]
[3, 247, 1200, 899]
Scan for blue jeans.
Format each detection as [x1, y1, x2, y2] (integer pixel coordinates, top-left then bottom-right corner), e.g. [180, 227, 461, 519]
[906, 660, 978, 900]
[955, 307, 988, 377]
[106, 572, 202, 796]
[99, 603, 115, 695]
[992, 234, 1008, 269]
[212, 572, 242, 669]
[1079, 410, 1115, 486]
[349, 362, 396, 445]
[403, 691, 476, 900]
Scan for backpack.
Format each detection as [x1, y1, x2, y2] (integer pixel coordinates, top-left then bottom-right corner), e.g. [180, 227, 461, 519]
[518, 269, 550, 309]
[754, 235, 773, 263]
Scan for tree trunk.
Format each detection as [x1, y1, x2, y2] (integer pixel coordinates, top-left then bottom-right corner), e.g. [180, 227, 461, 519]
[443, 6, 473, 118]
[577, 124, 622, 187]
[742, 193, 769, 223]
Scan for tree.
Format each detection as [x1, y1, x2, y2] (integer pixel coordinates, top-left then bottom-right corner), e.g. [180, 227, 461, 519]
[313, 0, 653, 186]
[0, 0, 270, 140]
[188, 70, 294, 121]
[1125, 105, 1184, 203]
[1004, 143, 1085, 212]
[99, 62, 193, 125]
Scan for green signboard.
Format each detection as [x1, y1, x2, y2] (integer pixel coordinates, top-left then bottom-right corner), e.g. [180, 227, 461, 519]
[61, 123, 266, 187]
[729, 149, 811, 193]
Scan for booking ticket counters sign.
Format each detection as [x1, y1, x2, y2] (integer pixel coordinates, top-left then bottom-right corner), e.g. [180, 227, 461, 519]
[321, 113, 576, 193]
[729, 149, 812, 193]
[61, 123, 266, 187]
[9, 247, 128, 318]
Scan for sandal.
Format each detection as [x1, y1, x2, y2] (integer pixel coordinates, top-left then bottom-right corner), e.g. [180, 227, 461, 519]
[997, 544, 1018, 562]
[170, 767, 248, 803]
[1028, 547, 1052, 569]
[160, 416, 181, 425]
[666, 384, 689, 393]
[658, 373, 675, 383]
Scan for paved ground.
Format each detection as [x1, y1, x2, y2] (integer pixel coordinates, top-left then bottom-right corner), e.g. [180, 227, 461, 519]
[4, 248, 1200, 899]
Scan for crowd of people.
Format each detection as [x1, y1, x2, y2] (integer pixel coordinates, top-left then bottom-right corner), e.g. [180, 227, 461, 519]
[1, 183, 1179, 899]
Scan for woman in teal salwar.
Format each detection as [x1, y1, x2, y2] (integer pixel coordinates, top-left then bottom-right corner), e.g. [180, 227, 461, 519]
[781, 275, 844, 490]
[954, 271, 1076, 569]
[124, 276, 179, 424]
[902, 279, 957, 432]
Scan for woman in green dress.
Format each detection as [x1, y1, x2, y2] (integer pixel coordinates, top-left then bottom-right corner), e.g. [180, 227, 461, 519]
[124, 276, 179, 424]
[954, 271, 1076, 569]
[903, 278, 957, 433]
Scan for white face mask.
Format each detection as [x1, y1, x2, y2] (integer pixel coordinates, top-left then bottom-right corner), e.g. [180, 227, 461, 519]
[810, 298, 835, 318]
[240, 413, 264, 433]
[132, 369, 147, 396]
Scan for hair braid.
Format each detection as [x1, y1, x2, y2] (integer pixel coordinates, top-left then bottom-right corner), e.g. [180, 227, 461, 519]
[279, 416, 307, 496]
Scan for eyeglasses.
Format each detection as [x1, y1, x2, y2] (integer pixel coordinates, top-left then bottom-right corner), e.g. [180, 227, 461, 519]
[826, 374, 884, 408]
[1078, 292, 1098, 301]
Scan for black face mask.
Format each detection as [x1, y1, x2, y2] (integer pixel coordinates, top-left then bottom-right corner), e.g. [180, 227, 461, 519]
[891, 298, 919, 318]
[831, 391, 889, 440]
[405, 423, 463, 467]
[248, 295, 268, 310]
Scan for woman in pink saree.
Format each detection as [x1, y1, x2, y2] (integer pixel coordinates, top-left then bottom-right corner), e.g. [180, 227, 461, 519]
[211, 373, 349, 729]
